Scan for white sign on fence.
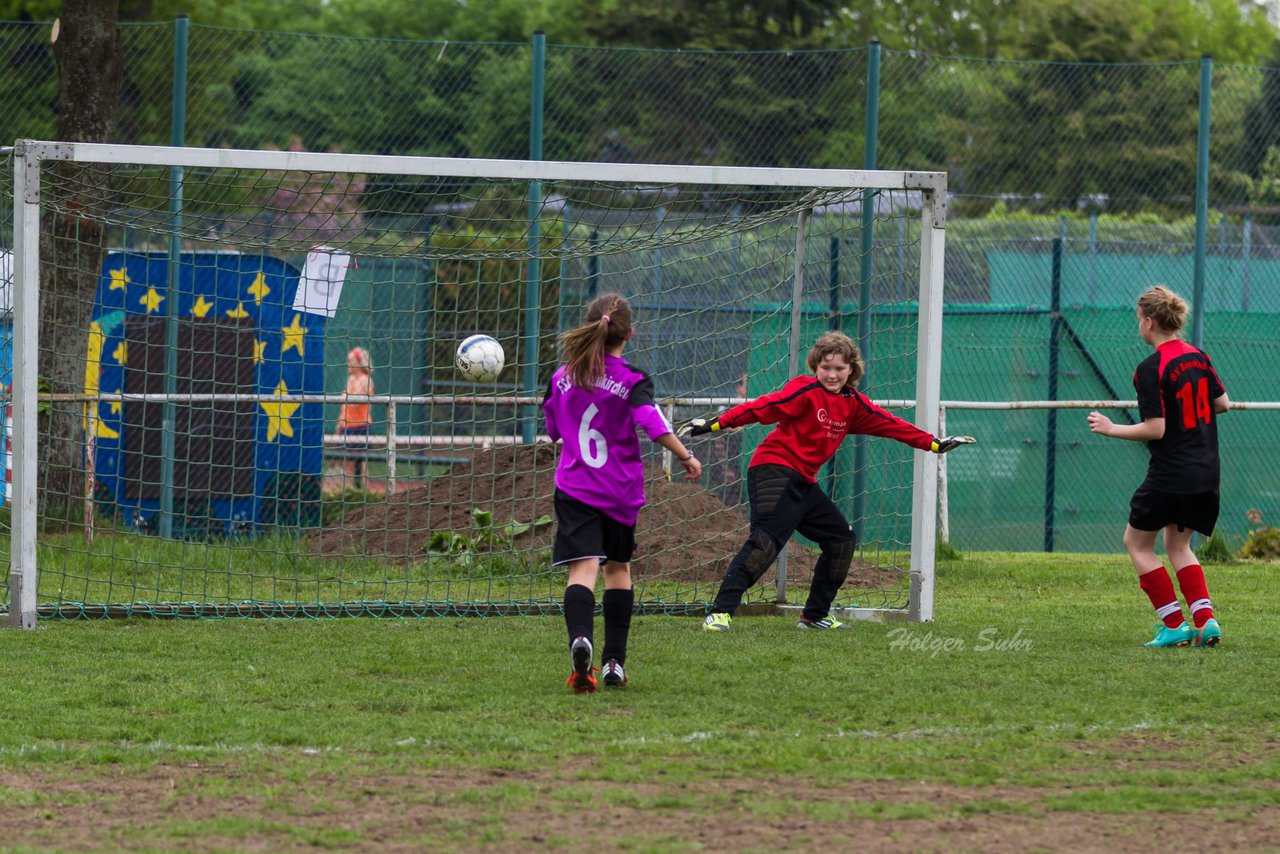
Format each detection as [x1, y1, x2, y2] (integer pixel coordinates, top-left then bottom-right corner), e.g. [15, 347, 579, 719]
[293, 246, 350, 317]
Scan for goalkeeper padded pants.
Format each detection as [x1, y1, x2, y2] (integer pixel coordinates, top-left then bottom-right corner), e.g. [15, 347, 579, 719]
[711, 464, 857, 617]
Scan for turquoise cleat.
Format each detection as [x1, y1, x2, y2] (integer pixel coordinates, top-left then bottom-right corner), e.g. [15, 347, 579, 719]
[1194, 618, 1222, 648]
[1145, 621, 1193, 648]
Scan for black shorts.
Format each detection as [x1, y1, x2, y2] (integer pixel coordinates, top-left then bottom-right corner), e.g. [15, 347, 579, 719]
[551, 490, 636, 566]
[340, 425, 370, 450]
[748, 464, 856, 549]
[1129, 484, 1220, 536]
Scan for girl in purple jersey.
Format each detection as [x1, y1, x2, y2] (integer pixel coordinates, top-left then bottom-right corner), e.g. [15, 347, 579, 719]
[544, 293, 702, 692]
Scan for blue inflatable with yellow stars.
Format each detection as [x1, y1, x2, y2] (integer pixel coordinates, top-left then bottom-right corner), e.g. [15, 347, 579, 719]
[87, 251, 327, 537]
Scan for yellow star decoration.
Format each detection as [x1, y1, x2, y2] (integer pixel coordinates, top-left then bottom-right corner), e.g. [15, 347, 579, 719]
[93, 406, 120, 439]
[83, 322, 105, 395]
[253, 339, 267, 364]
[191, 295, 214, 318]
[248, 272, 270, 306]
[81, 323, 121, 439]
[108, 267, 130, 291]
[112, 341, 128, 365]
[260, 380, 300, 442]
[226, 301, 250, 319]
[139, 287, 164, 314]
[281, 314, 306, 356]
[109, 388, 122, 415]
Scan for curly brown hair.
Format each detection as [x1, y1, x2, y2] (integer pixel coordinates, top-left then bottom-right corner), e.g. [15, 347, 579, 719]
[805, 331, 865, 389]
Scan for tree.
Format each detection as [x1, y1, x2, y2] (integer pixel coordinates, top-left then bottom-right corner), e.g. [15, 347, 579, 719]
[582, 0, 844, 50]
[830, 0, 1016, 57]
[950, 0, 1273, 215]
[40, 0, 123, 518]
[1236, 39, 1280, 187]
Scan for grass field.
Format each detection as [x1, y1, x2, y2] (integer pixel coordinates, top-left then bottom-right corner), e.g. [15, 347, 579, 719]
[2, 551, 1279, 852]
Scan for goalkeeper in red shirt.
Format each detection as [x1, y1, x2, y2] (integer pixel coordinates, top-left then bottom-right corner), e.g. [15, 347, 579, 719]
[682, 331, 973, 631]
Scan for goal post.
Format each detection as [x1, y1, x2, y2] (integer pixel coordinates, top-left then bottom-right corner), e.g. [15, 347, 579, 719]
[5, 139, 947, 628]
[8, 147, 39, 629]
[909, 193, 947, 622]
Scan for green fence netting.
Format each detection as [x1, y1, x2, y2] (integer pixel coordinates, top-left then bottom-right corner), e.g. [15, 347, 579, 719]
[3, 21, 1280, 558]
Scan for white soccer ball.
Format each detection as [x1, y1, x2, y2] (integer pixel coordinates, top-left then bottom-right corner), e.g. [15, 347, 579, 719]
[455, 334, 506, 383]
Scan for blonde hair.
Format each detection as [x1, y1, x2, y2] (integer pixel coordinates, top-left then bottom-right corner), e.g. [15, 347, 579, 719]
[347, 346, 372, 371]
[806, 331, 865, 389]
[559, 293, 632, 389]
[1137, 286, 1188, 335]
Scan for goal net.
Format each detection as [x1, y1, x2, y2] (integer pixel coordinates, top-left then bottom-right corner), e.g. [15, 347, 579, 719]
[4, 141, 946, 628]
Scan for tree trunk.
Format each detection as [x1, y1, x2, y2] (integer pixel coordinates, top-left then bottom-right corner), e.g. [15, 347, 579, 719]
[40, 0, 122, 521]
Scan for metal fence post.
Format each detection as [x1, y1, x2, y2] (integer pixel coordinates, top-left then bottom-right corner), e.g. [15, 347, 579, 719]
[158, 14, 189, 539]
[558, 202, 571, 336]
[1087, 211, 1097, 303]
[852, 37, 881, 541]
[777, 209, 812, 604]
[521, 31, 546, 444]
[1242, 214, 1252, 312]
[1192, 53, 1212, 349]
[825, 235, 841, 497]
[386, 401, 397, 495]
[938, 404, 949, 545]
[1044, 237, 1063, 553]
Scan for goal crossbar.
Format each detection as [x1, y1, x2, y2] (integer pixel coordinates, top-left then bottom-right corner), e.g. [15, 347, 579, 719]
[13, 139, 947, 194]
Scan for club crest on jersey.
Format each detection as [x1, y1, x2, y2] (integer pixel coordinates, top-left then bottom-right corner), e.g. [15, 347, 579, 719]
[816, 408, 846, 438]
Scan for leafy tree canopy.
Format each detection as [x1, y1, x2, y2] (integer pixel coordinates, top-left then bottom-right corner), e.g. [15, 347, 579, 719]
[1007, 0, 1273, 65]
[0, 0, 595, 43]
[2, 0, 1273, 63]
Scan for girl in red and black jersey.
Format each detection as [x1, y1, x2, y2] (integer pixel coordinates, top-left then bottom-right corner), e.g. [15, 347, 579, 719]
[683, 331, 973, 631]
[1088, 286, 1229, 648]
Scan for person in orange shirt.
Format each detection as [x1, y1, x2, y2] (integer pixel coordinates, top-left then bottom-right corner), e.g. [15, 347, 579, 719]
[336, 346, 374, 488]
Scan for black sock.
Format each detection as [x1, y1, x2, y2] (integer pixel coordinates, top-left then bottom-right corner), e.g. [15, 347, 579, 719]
[601, 588, 634, 665]
[563, 583, 595, 649]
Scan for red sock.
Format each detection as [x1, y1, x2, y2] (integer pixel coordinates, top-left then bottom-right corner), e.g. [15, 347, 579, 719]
[1175, 564, 1214, 628]
[1139, 567, 1185, 629]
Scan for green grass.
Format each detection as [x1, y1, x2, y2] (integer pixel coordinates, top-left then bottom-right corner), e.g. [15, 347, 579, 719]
[2, 551, 1279, 849]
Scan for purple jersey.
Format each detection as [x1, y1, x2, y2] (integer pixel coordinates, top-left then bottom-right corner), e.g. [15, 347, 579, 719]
[542, 354, 673, 525]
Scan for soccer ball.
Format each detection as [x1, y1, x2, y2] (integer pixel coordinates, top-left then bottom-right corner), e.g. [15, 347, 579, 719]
[455, 334, 505, 383]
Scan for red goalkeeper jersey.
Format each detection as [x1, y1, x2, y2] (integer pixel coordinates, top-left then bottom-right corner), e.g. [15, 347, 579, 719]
[718, 375, 936, 483]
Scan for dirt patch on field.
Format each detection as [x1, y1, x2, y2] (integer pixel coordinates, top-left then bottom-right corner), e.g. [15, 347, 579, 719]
[306, 443, 901, 590]
[1063, 732, 1280, 776]
[4, 763, 1279, 852]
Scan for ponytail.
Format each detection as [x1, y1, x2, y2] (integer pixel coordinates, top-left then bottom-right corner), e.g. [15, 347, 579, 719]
[560, 292, 632, 388]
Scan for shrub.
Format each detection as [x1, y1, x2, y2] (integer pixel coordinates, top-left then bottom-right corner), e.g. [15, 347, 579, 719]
[1198, 531, 1235, 564]
[1238, 508, 1280, 560]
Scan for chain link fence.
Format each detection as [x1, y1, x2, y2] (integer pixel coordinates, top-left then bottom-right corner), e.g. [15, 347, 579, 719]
[2, 20, 1279, 553]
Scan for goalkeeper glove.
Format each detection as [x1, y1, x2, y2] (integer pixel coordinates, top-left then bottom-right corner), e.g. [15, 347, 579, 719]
[931, 435, 976, 454]
[678, 416, 723, 438]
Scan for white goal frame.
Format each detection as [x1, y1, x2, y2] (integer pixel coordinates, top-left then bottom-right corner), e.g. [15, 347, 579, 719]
[6, 139, 948, 628]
